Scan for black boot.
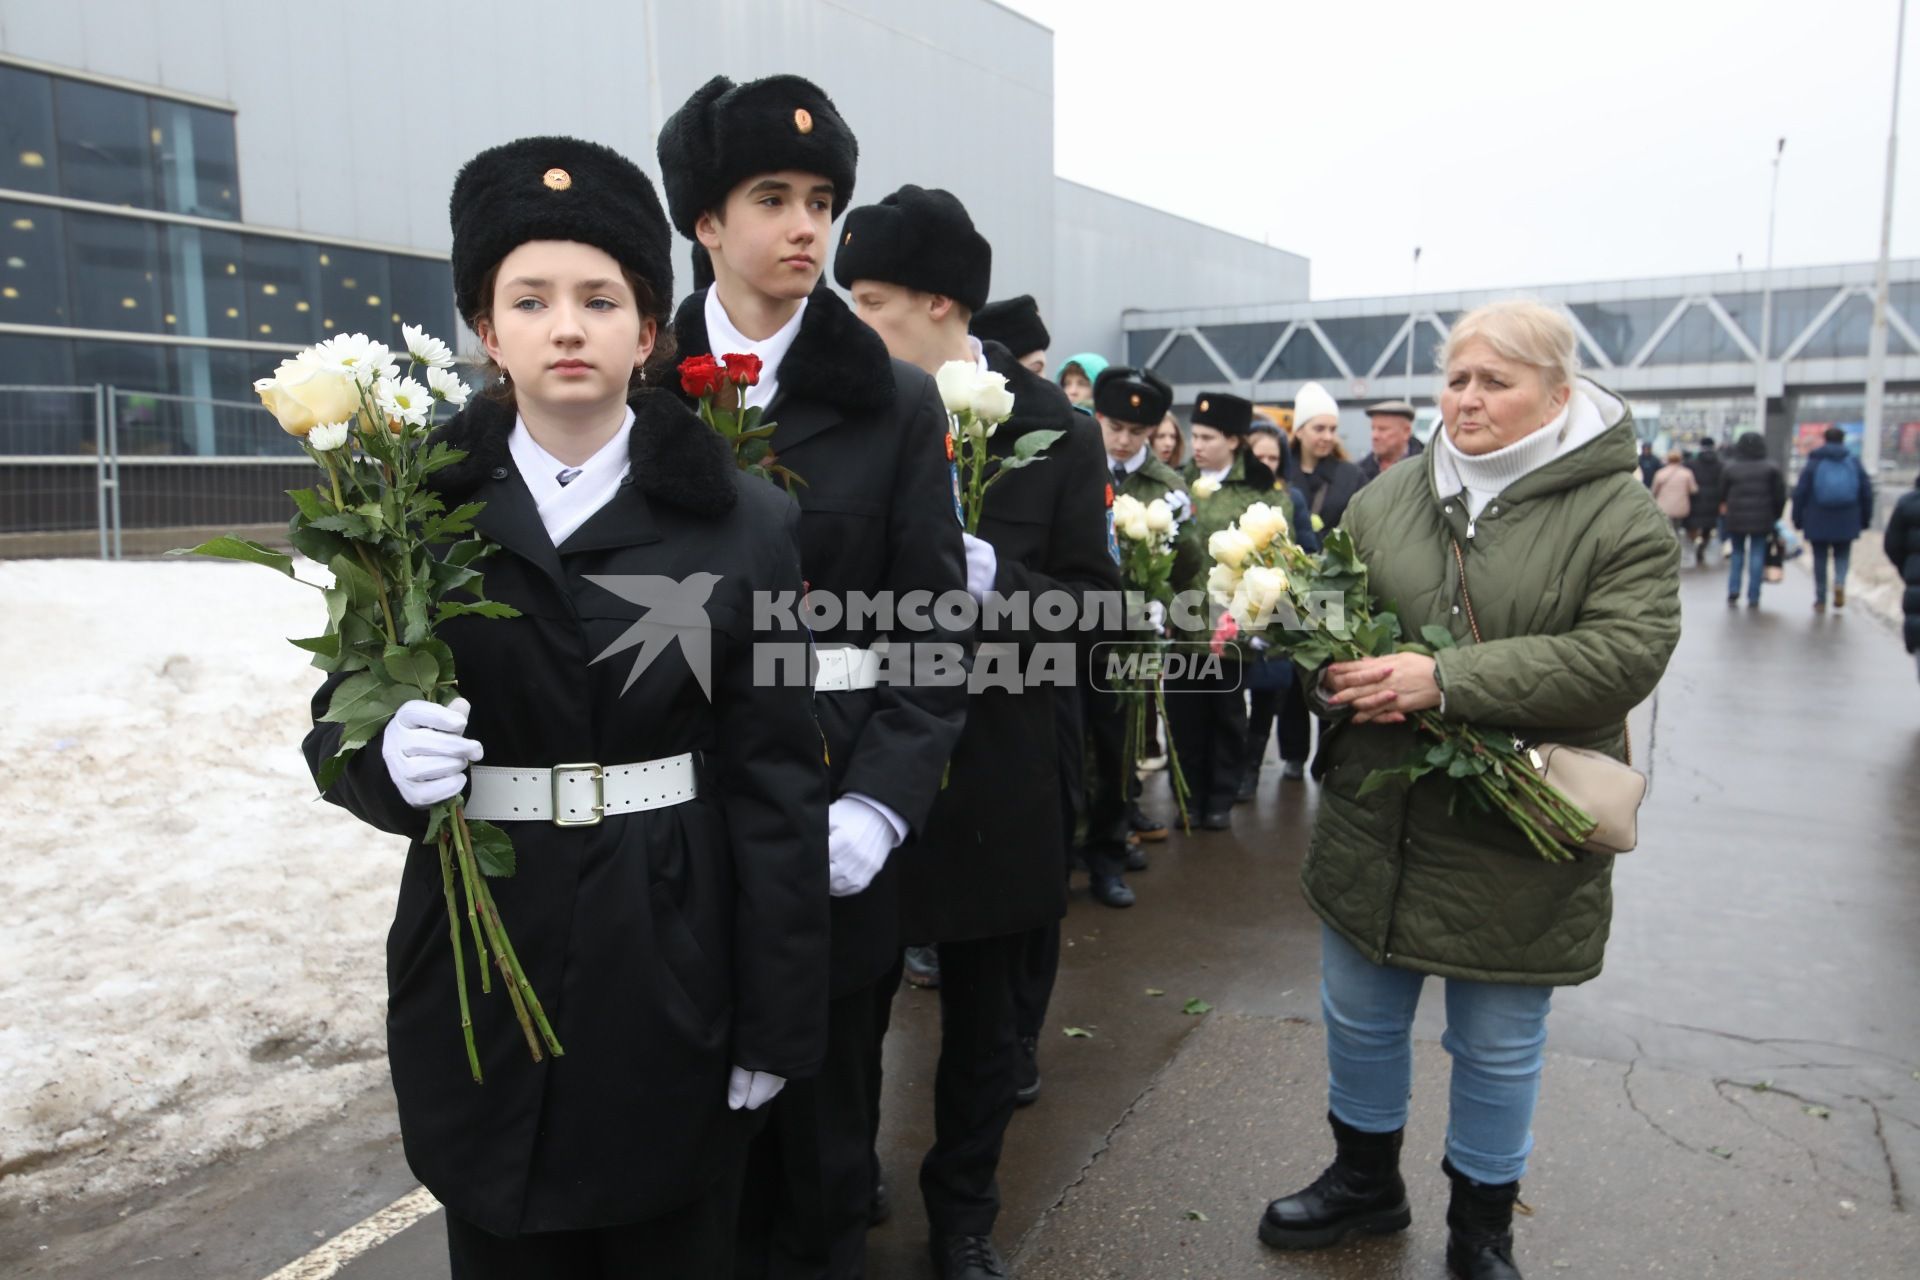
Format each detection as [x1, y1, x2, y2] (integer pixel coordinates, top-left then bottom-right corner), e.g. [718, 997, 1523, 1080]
[1014, 1035, 1041, 1107]
[1443, 1157, 1523, 1279]
[1258, 1113, 1411, 1250]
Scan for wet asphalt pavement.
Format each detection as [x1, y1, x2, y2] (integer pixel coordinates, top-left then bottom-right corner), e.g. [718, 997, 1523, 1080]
[5, 556, 1917, 1278]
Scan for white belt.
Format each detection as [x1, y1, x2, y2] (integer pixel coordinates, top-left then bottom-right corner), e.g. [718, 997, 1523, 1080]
[465, 754, 698, 827]
[814, 645, 882, 692]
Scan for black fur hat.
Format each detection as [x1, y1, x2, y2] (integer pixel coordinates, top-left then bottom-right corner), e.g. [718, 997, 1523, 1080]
[1191, 391, 1253, 436]
[1092, 365, 1173, 426]
[971, 295, 1050, 358]
[832, 185, 991, 312]
[657, 74, 858, 239]
[449, 136, 672, 325]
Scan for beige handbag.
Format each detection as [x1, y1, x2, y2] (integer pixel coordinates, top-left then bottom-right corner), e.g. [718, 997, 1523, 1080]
[1450, 540, 1647, 855]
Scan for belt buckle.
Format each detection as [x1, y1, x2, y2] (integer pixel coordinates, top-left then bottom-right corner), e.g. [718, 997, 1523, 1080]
[551, 762, 604, 827]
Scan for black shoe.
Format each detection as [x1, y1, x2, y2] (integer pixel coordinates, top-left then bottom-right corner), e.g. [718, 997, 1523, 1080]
[1234, 768, 1259, 803]
[868, 1177, 891, 1227]
[931, 1233, 1008, 1280]
[1443, 1158, 1522, 1279]
[1090, 870, 1135, 908]
[903, 945, 941, 989]
[1128, 803, 1169, 842]
[1200, 808, 1232, 830]
[1124, 836, 1149, 871]
[1014, 1035, 1041, 1107]
[1258, 1113, 1412, 1251]
[1727, 594, 1739, 605]
[1280, 760, 1306, 781]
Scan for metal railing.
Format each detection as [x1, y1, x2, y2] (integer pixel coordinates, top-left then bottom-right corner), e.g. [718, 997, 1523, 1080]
[1, 384, 310, 558]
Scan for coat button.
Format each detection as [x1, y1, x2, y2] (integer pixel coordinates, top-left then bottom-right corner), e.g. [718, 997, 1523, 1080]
[490, 466, 509, 480]
[1444, 504, 1453, 513]
[1452, 605, 1461, 614]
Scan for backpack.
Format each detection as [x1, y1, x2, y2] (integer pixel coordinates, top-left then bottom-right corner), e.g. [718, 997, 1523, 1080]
[1812, 456, 1857, 507]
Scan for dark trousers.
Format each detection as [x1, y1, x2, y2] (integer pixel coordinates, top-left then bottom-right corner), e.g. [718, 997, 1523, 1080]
[1165, 675, 1249, 814]
[1012, 920, 1060, 1042]
[1245, 686, 1279, 773]
[736, 966, 897, 1280]
[1079, 683, 1132, 876]
[446, 1159, 744, 1279]
[1277, 668, 1312, 765]
[901, 929, 1028, 1237]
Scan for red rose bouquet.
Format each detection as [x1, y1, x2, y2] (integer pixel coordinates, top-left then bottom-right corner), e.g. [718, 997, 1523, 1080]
[680, 353, 803, 491]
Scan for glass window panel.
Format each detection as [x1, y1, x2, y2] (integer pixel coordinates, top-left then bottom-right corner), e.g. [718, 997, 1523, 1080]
[1793, 294, 1875, 361]
[1569, 299, 1681, 366]
[74, 339, 179, 454]
[168, 345, 296, 457]
[317, 245, 392, 345]
[0, 65, 60, 194]
[0, 335, 82, 454]
[1197, 323, 1284, 379]
[1379, 321, 1448, 380]
[67, 212, 162, 332]
[53, 78, 155, 208]
[1151, 333, 1227, 383]
[1714, 290, 1765, 345]
[1267, 328, 1342, 381]
[1126, 329, 1168, 369]
[0, 199, 71, 326]
[1644, 304, 1748, 365]
[150, 100, 239, 220]
[1887, 282, 1919, 352]
[243, 235, 320, 343]
[1764, 287, 1839, 357]
[388, 254, 455, 348]
[161, 224, 246, 339]
[1315, 315, 1404, 376]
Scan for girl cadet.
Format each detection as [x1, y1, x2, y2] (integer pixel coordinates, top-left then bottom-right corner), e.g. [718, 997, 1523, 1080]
[301, 136, 829, 1279]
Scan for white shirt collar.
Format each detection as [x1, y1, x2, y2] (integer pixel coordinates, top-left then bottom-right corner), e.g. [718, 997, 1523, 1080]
[1116, 445, 1150, 477]
[967, 334, 992, 374]
[1198, 464, 1231, 484]
[508, 406, 635, 547]
[705, 287, 808, 412]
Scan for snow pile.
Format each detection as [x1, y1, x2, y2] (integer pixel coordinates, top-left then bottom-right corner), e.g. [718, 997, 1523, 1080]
[0, 559, 407, 1211]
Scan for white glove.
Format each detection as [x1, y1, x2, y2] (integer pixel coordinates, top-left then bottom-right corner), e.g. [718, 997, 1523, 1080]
[1146, 600, 1167, 633]
[727, 1066, 786, 1111]
[381, 697, 483, 808]
[962, 532, 997, 602]
[827, 794, 903, 898]
[1249, 635, 1270, 652]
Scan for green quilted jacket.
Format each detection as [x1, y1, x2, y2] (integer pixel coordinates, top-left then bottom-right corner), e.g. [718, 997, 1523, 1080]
[1301, 382, 1681, 986]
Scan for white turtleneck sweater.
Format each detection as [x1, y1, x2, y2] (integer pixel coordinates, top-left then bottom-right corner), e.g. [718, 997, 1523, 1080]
[1431, 381, 1620, 521]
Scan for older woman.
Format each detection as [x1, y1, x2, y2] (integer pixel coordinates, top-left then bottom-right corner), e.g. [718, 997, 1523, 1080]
[1257, 301, 1680, 1280]
[1285, 381, 1366, 532]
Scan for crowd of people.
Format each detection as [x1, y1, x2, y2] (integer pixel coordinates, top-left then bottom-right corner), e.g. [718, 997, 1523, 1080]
[301, 72, 1693, 1280]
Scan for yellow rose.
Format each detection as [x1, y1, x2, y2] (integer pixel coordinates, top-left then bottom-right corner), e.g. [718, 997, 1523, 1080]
[1241, 565, 1289, 620]
[1144, 497, 1173, 533]
[1192, 476, 1221, 501]
[255, 358, 361, 438]
[1208, 526, 1255, 569]
[1237, 502, 1286, 550]
[1206, 562, 1243, 606]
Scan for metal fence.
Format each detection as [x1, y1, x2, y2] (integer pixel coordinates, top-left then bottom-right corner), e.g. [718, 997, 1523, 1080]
[1, 384, 311, 558]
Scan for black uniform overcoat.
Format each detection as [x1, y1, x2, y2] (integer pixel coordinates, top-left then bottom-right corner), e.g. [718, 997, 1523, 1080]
[899, 342, 1120, 944]
[302, 389, 830, 1235]
[673, 285, 970, 995]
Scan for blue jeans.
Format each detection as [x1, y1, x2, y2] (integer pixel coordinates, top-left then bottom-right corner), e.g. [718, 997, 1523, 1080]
[1320, 923, 1553, 1185]
[1810, 540, 1851, 603]
[1725, 531, 1768, 603]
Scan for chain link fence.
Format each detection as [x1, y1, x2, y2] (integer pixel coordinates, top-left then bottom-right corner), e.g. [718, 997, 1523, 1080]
[1, 384, 310, 558]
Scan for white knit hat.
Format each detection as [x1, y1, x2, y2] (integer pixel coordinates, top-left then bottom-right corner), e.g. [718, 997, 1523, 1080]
[1293, 381, 1340, 426]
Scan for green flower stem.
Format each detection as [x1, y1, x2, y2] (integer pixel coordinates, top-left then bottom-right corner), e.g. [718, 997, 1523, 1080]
[437, 832, 483, 1083]
[355, 543, 398, 644]
[1153, 673, 1192, 832]
[454, 805, 565, 1060]
[443, 801, 491, 995]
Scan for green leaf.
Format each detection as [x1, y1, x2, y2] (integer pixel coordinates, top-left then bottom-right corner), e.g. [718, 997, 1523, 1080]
[1420, 625, 1459, 651]
[1708, 1146, 1735, 1160]
[424, 804, 450, 846]
[1182, 998, 1213, 1016]
[328, 553, 383, 613]
[289, 632, 341, 659]
[1145, 988, 1166, 997]
[310, 511, 373, 537]
[287, 519, 350, 566]
[442, 538, 496, 569]
[316, 752, 349, 792]
[382, 643, 441, 693]
[427, 558, 483, 599]
[401, 585, 431, 645]
[1426, 743, 1455, 768]
[320, 671, 405, 726]
[1183, 1210, 1210, 1222]
[1013, 428, 1065, 460]
[1447, 754, 1479, 779]
[288, 488, 330, 522]
[1062, 1026, 1093, 1039]
[466, 819, 516, 877]
[169, 535, 295, 577]
[436, 600, 520, 623]
[1803, 1104, 1832, 1120]
[417, 442, 466, 476]
[422, 502, 485, 544]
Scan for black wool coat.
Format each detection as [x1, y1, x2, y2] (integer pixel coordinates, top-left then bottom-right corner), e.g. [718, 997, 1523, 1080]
[1285, 442, 1366, 530]
[1718, 434, 1787, 536]
[673, 285, 970, 993]
[898, 342, 1121, 945]
[1685, 448, 1726, 531]
[302, 389, 830, 1236]
[1883, 482, 1920, 652]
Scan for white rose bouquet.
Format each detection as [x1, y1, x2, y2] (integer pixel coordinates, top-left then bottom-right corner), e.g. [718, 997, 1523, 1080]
[1207, 505, 1598, 862]
[1110, 491, 1191, 829]
[173, 327, 562, 1080]
[935, 360, 1060, 532]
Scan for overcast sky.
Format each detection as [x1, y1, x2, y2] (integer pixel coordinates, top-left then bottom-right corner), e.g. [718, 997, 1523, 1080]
[999, 0, 1917, 301]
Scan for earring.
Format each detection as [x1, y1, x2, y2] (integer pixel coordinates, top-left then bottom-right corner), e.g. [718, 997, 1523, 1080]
[637, 366, 647, 385]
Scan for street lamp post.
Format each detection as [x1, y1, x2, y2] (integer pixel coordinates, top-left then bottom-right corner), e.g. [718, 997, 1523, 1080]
[1863, 0, 1908, 483]
[1754, 138, 1786, 445]
[1403, 246, 1421, 396]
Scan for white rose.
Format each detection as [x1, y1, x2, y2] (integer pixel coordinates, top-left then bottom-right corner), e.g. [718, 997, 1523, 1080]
[1208, 526, 1255, 569]
[1112, 493, 1144, 524]
[935, 361, 980, 416]
[1191, 477, 1221, 500]
[1144, 497, 1173, 533]
[1241, 565, 1288, 620]
[306, 421, 351, 451]
[969, 373, 1016, 424]
[1228, 579, 1254, 628]
[1206, 562, 1243, 607]
[1121, 510, 1151, 542]
[1237, 502, 1285, 550]
[255, 357, 361, 438]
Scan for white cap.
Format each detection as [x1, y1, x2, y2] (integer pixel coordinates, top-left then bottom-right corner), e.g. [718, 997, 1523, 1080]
[1294, 381, 1339, 426]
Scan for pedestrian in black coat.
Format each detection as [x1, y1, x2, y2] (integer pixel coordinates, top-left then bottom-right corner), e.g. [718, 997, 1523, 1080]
[304, 136, 830, 1277]
[1883, 474, 1920, 667]
[837, 184, 1119, 1280]
[1718, 431, 1787, 607]
[658, 76, 971, 1280]
[1684, 439, 1726, 565]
